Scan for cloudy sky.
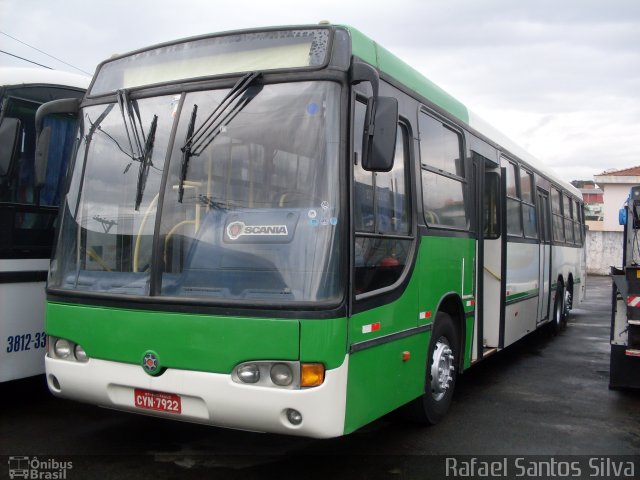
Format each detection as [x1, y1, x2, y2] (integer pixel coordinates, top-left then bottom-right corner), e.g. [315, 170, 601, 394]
[1, 0, 639, 183]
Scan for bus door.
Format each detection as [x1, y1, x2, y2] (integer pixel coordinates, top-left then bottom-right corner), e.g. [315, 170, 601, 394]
[537, 189, 552, 322]
[473, 154, 504, 360]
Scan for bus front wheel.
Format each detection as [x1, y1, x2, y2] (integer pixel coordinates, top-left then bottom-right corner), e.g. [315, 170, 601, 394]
[407, 312, 460, 425]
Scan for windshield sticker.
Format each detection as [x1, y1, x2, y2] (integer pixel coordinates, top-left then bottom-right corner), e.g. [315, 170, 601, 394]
[226, 221, 288, 240]
[307, 102, 320, 115]
[320, 218, 329, 226]
[308, 209, 317, 219]
[309, 219, 319, 227]
[330, 217, 338, 226]
[321, 200, 330, 210]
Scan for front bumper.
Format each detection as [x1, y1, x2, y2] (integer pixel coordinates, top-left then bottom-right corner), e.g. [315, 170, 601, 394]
[45, 355, 349, 438]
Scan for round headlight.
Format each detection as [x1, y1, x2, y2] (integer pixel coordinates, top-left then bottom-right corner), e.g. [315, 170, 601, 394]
[54, 339, 72, 359]
[237, 364, 260, 384]
[74, 344, 89, 362]
[270, 363, 293, 386]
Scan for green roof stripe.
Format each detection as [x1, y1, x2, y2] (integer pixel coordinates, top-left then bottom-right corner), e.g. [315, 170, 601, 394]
[343, 25, 469, 124]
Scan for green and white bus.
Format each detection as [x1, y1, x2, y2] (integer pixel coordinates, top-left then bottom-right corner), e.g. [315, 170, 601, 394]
[38, 24, 585, 438]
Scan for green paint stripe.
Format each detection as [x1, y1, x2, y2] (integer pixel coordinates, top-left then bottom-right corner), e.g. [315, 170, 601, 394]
[343, 25, 469, 123]
[505, 289, 539, 302]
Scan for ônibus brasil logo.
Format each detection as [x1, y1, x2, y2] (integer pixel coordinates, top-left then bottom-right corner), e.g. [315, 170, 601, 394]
[226, 221, 288, 240]
[142, 351, 161, 376]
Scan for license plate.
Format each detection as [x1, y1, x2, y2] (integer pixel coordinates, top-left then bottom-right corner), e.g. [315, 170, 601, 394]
[134, 388, 182, 414]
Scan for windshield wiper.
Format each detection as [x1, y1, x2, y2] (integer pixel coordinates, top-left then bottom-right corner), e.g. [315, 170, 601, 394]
[116, 89, 158, 210]
[135, 114, 158, 210]
[178, 104, 198, 202]
[117, 89, 146, 160]
[178, 71, 262, 203]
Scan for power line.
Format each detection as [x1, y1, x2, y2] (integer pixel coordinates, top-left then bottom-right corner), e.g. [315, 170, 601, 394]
[0, 49, 52, 69]
[0, 31, 91, 75]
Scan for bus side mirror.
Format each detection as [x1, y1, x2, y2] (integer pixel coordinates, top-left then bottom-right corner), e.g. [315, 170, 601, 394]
[362, 96, 398, 172]
[34, 98, 81, 188]
[0, 117, 21, 178]
[350, 60, 398, 172]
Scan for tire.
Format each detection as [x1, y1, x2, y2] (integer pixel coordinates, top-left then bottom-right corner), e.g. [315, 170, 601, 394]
[405, 311, 460, 425]
[552, 285, 566, 333]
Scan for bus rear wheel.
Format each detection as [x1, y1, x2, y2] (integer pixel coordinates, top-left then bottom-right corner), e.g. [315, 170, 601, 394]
[406, 312, 460, 425]
[552, 285, 566, 333]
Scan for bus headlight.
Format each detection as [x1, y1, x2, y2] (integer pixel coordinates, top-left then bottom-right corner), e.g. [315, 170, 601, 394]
[74, 344, 89, 363]
[237, 363, 260, 383]
[232, 360, 302, 389]
[48, 336, 90, 363]
[54, 339, 72, 359]
[270, 363, 293, 386]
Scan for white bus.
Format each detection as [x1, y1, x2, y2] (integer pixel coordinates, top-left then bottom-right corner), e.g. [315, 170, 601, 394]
[0, 67, 88, 382]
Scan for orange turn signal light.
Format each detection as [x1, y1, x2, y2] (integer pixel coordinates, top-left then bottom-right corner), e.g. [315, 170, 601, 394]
[301, 363, 325, 387]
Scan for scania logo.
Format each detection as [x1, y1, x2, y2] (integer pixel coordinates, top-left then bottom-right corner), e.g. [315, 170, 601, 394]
[226, 221, 288, 240]
[142, 351, 161, 376]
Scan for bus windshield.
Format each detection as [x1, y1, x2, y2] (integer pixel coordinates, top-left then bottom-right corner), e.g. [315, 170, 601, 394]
[50, 81, 343, 304]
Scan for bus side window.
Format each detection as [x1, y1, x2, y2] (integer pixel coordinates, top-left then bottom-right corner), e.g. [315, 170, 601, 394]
[503, 159, 522, 236]
[419, 112, 468, 230]
[551, 187, 565, 243]
[484, 172, 500, 239]
[353, 99, 412, 295]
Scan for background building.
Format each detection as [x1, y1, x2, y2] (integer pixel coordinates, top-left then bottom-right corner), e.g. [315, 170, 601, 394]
[593, 167, 640, 232]
[585, 167, 640, 274]
[573, 180, 604, 231]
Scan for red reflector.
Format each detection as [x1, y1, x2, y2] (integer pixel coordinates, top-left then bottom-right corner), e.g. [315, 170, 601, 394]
[372, 322, 381, 332]
[402, 351, 411, 362]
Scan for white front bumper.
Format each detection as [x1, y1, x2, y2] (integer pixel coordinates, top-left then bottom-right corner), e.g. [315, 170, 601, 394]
[45, 355, 348, 438]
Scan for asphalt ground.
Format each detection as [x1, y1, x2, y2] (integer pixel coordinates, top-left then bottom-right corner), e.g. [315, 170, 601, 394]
[1, 275, 638, 479]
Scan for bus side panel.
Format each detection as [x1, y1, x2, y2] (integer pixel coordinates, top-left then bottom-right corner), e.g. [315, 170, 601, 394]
[464, 314, 474, 369]
[0, 280, 47, 381]
[46, 303, 300, 373]
[345, 248, 422, 433]
[418, 236, 476, 367]
[344, 332, 429, 434]
[299, 317, 348, 370]
[504, 242, 539, 346]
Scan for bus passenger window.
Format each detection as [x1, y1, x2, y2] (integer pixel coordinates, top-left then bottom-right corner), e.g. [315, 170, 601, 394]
[419, 112, 468, 229]
[521, 169, 537, 238]
[484, 172, 500, 239]
[503, 160, 522, 236]
[551, 188, 565, 242]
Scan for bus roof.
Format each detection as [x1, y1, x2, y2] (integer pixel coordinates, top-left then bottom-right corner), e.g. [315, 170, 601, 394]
[0, 67, 90, 90]
[342, 25, 581, 198]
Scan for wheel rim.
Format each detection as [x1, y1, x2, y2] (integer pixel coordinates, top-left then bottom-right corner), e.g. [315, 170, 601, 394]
[564, 289, 572, 316]
[430, 336, 455, 401]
